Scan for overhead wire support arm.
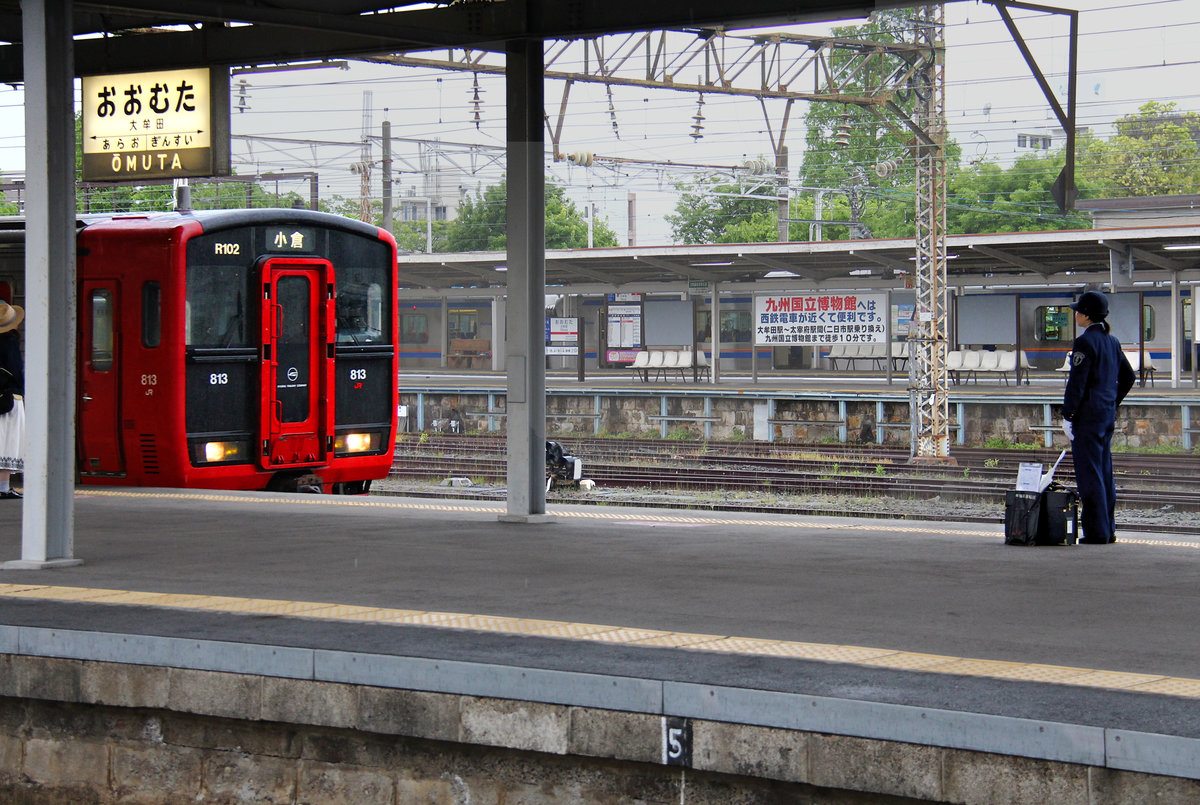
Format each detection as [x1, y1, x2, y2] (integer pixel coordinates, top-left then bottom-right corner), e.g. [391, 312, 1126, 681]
[985, 0, 1078, 210]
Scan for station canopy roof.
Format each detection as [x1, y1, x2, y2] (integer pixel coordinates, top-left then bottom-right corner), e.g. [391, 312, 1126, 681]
[396, 224, 1200, 295]
[0, 0, 893, 81]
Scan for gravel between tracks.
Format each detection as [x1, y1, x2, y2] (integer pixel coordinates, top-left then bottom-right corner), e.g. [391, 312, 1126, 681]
[372, 477, 1195, 533]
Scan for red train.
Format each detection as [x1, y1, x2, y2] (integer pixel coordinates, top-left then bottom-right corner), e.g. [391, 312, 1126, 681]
[71, 208, 398, 493]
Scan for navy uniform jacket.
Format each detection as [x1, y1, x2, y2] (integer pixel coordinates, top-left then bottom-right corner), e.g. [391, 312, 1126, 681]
[1063, 323, 1135, 425]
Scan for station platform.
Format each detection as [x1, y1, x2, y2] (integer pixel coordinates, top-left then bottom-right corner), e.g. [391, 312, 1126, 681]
[4, 487, 1200, 758]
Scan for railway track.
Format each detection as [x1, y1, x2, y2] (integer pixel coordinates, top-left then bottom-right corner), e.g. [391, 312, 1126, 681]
[386, 433, 1200, 529]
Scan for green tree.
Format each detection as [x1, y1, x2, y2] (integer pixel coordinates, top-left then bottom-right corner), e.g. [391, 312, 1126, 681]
[942, 151, 1091, 234]
[798, 10, 928, 215]
[444, 178, 619, 251]
[1077, 101, 1200, 197]
[665, 175, 778, 244]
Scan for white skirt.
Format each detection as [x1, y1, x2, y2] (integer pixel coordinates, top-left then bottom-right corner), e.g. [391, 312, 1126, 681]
[0, 397, 24, 472]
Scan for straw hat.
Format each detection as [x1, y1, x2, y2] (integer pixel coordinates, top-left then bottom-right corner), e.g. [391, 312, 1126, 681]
[0, 301, 24, 334]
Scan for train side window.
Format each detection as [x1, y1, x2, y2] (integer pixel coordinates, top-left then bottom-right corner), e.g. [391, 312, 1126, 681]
[91, 289, 114, 372]
[401, 313, 429, 343]
[694, 311, 751, 342]
[1035, 306, 1072, 342]
[1143, 304, 1155, 341]
[448, 310, 478, 340]
[142, 281, 161, 348]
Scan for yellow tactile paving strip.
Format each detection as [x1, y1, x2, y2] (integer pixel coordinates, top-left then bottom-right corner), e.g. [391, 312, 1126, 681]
[3, 488, 1197, 697]
[5, 580, 1200, 700]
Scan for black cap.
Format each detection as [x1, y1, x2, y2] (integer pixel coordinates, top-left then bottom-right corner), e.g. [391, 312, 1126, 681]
[1070, 290, 1108, 321]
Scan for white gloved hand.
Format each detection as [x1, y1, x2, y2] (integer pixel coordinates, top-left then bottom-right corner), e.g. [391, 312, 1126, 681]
[1062, 419, 1074, 441]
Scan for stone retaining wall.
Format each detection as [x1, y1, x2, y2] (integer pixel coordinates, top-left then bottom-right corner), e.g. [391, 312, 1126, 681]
[3, 653, 1199, 804]
[403, 392, 1188, 449]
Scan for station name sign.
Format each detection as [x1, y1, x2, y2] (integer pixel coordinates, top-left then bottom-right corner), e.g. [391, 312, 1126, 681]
[754, 292, 886, 345]
[81, 67, 231, 182]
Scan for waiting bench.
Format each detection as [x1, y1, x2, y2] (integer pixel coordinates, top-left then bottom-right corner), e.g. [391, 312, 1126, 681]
[629, 349, 710, 382]
[947, 349, 1030, 385]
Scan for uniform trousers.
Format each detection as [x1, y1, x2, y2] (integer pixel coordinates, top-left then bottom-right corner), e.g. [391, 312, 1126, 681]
[1071, 416, 1116, 541]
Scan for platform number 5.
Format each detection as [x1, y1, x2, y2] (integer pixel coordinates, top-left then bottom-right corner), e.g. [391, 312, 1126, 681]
[662, 717, 692, 767]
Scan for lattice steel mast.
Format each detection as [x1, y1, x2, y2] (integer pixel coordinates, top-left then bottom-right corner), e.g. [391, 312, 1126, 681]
[908, 4, 951, 462]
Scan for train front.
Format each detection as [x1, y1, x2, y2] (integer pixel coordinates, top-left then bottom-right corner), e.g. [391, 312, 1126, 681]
[78, 209, 399, 493]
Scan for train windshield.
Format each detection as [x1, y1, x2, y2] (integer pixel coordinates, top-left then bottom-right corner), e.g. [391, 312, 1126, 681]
[186, 265, 251, 348]
[335, 264, 389, 346]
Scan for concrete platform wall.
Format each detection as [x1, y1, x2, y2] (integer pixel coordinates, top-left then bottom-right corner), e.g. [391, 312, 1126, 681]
[4, 649, 1200, 804]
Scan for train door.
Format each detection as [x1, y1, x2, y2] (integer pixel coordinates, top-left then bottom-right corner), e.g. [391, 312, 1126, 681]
[78, 280, 125, 474]
[260, 258, 334, 469]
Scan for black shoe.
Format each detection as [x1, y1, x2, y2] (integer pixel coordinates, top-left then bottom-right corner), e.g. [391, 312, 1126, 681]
[1108, 535, 1117, 544]
[1078, 536, 1109, 544]
[0, 489, 20, 499]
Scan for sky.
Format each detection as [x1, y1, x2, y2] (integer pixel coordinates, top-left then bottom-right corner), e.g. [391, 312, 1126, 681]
[0, 0, 1196, 246]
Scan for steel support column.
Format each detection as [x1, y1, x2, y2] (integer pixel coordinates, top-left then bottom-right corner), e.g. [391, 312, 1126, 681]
[501, 38, 550, 521]
[6, 0, 82, 568]
[909, 4, 951, 464]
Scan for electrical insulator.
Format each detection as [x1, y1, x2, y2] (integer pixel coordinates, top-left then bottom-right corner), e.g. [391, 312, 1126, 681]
[875, 159, 902, 178]
[742, 159, 771, 175]
[834, 113, 852, 148]
[470, 72, 484, 129]
[567, 151, 594, 168]
[691, 92, 706, 141]
[607, 85, 619, 139]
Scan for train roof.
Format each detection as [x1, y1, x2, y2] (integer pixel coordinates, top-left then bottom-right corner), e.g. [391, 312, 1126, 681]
[0, 209, 383, 238]
[395, 224, 1200, 296]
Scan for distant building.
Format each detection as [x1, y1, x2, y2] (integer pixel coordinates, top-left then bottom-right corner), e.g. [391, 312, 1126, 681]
[1077, 195, 1200, 228]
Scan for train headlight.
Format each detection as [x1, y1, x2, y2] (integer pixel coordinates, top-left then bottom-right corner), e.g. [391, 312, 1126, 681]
[202, 440, 246, 463]
[334, 432, 379, 455]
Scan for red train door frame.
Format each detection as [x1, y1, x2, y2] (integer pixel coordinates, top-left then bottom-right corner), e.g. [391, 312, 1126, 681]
[259, 258, 335, 470]
[78, 280, 125, 475]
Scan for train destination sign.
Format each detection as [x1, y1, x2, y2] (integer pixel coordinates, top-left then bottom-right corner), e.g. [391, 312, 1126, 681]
[754, 292, 886, 345]
[81, 67, 231, 182]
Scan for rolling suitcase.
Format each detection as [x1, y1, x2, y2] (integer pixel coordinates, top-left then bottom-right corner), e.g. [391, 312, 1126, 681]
[1039, 487, 1079, 546]
[1004, 485, 1079, 546]
[1004, 490, 1042, 546]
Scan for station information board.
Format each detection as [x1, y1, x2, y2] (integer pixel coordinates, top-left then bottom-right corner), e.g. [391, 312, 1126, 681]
[754, 292, 886, 345]
[546, 317, 579, 356]
[81, 67, 231, 182]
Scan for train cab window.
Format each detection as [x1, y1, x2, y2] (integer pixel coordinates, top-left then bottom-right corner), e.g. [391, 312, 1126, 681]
[186, 266, 250, 348]
[90, 289, 114, 372]
[336, 281, 386, 345]
[142, 281, 161, 348]
[401, 312, 429, 343]
[1034, 306, 1072, 342]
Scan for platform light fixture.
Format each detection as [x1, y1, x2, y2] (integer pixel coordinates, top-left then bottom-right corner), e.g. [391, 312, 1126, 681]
[1164, 243, 1200, 251]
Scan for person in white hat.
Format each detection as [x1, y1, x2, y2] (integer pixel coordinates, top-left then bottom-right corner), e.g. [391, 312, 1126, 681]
[0, 299, 25, 499]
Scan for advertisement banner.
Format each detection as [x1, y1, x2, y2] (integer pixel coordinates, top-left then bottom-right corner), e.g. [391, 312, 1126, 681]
[754, 292, 886, 345]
